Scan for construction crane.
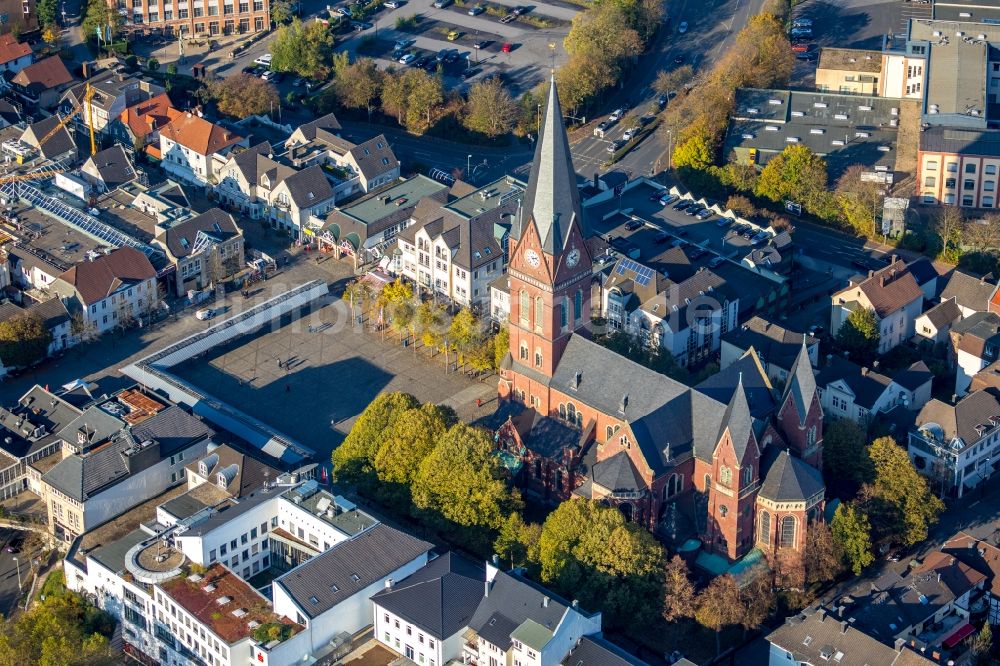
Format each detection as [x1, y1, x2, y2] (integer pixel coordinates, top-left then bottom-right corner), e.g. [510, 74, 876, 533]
[25, 81, 97, 165]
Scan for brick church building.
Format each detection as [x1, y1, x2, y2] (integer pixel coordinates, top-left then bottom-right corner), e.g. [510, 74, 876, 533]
[496, 77, 826, 563]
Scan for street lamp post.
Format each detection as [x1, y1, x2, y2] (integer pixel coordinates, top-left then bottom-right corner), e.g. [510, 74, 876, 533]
[12, 557, 20, 593]
[467, 154, 472, 181]
[666, 129, 673, 171]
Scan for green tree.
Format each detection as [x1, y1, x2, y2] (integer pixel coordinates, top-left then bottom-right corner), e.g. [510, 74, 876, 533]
[695, 574, 743, 655]
[373, 403, 456, 485]
[822, 419, 871, 491]
[493, 325, 510, 370]
[464, 77, 517, 139]
[0, 313, 51, 369]
[653, 65, 694, 96]
[754, 144, 829, 214]
[564, 3, 643, 81]
[662, 554, 696, 621]
[448, 308, 483, 365]
[0, 592, 116, 666]
[933, 206, 966, 264]
[836, 307, 880, 365]
[271, 0, 296, 23]
[538, 500, 665, 629]
[405, 68, 444, 133]
[82, 0, 123, 44]
[831, 503, 874, 575]
[673, 134, 713, 171]
[738, 566, 776, 634]
[864, 436, 944, 546]
[381, 70, 410, 124]
[37, 0, 58, 28]
[969, 622, 993, 665]
[412, 422, 522, 531]
[836, 164, 884, 237]
[270, 19, 335, 79]
[332, 392, 420, 482]
[334, 57, 382, 121]
[414, 301, 448, 348]
[495, 512, 541, 570]
[209, 75, 279, 119]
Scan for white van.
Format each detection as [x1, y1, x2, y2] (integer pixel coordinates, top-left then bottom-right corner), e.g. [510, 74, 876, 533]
[254, 53, 272, 67]
[196, 308, 216, 321]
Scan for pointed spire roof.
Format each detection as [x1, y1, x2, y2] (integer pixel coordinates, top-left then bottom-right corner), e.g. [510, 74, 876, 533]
[759, 449, 824, 502]
[717, 374, 756, 460]
[519, 75, 583, 256]
[783, 336, 818, 426]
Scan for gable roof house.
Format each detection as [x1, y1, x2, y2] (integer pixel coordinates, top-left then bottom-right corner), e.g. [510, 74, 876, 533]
[950, 311, 1000, 396]
[153, 207, 244, 295]
[830, 257, 924, 354]
[265, 164, 337, 240]
[215, 142, 295, 218]
[286, 125, 399, 201]
[817, 356, 932, 427]
[59, 70, 165, 134]
[0, 297, 73, 369]
[50, 247, 157, 335]
[20, 114, 77, 162]
[941, 269, 997, 318]
[0, 34, 32, 74]
[39, 387, 213, 540]
[271, 523, 433, 652]
[10, 55, 74, 109]
[159, 112, 246, 186]
[909, 388, 1000, 498]
[184, 443, 283, 498]
[915, 297, 963, 344]
[110, 93, 182, 157]
[943, 531, 1000, 626]
[80, 144, 136, 193]
[721, 315, 819, 383]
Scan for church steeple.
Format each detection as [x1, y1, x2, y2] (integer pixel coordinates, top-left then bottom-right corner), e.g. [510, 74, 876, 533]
[518, 75, 583, 257]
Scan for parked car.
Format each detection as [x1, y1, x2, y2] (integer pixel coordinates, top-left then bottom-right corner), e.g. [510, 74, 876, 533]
[684, 205, 703, 216]
[336, 5, 352, 15]
[659, 193, 678, 206]
[607, 140, 623, 154]
[796, 51, 817, 61]
[242, 65, 256, 75]
[436, 48, 450, 62]
[808, 324, 825, 337]
[384, 0, 403, 7]
[399, 53, 417, 64]
[715, 217, 731, 227]
[653, 232, 671, 244]
[414, 56, 431, 68]
[196, 308, 216, 321]
[658, 94, 668, 109]
[678, 21, 688, 34]
[394, 38, 415, 50]
[501, 42, 513, 53]
[260, 70, 276, 81]
[696, 208, 714, 220]
[609, 108, 624, 121]
[673, 200, 692, 210]
[688, 247, 707, 259]
[708, 256, 725, 268]
[792, 18, 812, 28]
[254, 53, 272, 66]
[622, 127, 639, 141]
[447, 29, 460, 41]
[445, 49, 460, 62]
[500, 13, 517, 23]
[594, 120, 611, 137]
[468, 4, 484, 14]
[624, 219, 644, 231]
[473, 40, 489, 49]
[433, 0, 451, 7]
[512, 5, 528, 14]
[461, 67, 480, 79]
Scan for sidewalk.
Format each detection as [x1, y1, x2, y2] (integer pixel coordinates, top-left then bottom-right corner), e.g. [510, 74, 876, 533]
[128, 31, 261, 77]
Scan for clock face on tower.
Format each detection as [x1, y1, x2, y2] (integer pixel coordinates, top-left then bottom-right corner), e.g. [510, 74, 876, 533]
[566, 248, 580, 267]
[525, 249, 541, 268]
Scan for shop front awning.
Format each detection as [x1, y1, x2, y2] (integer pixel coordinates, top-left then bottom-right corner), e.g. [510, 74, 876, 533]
[943, 622, 974, 649]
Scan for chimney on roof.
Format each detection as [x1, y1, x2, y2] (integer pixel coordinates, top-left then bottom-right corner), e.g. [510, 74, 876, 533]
[869, 270, 875, 279]
[873, 360, 879, 369]
[861, 367, 869, 376]
[571, 371, 581, 389]
[619, 394, 628, 415]
[384, 578, 393, 589]
[891, 254, 898, 264]
[186, 111, 192, 118]
[542, 596, 549, 608]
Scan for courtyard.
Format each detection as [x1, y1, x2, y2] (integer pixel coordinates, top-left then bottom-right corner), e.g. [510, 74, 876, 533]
[170, 297, 497, 462]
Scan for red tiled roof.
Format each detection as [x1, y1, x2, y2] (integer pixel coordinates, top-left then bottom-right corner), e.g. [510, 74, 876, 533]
[58, 247, 155, 306]
[12, 55, 72, 90]
[159, 564, 302, 644]
[160, 112, 242, 156]
[0, 34, 31, 65]
[120, 93, 182, 140]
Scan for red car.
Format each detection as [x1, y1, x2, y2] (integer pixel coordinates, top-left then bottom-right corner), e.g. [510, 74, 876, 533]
[501, 42, 512, 53]
[791, 43, 810, 53]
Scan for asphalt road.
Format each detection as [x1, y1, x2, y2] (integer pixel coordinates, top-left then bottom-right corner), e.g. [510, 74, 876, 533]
[0, 530, 39, 618]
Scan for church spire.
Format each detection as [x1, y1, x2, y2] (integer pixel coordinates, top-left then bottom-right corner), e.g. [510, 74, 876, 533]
[782, 336, 818, 426]
[519, 74, 583, 257]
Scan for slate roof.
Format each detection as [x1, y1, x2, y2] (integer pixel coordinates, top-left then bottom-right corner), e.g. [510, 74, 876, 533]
[184, 443, 283, 498]
[768, 608, 935, 666]
[11, 56, 72, 91]
[275, 523, 432, 619]
[348, 134, 398, 181]
[920, 297, 962, 330]
[561, 635, 648, 666]
[54, 405, 126, 451]
[370, 552, 485, 640]
[722, 316, 817, 375]
[907, 257, 939, 289]
[759, 448, 824, 502]
[85, 145, 135, 189]
[592, 451, 644, 493]
[952, 311, 1000, 358]
[57, 247, 156, 306]
[131, 406, 213, 454]
[816, 356, 892, 410]
[517, 76, 583, 256]
[914, 388, 1000, 447]
[290, 113, 342, 143]
[281, 164, 334, 207]
[229, 142, 293, 186]
[469, 570, 584, 651]
[695, 351, 776, 420]
[783, 340, 819, 425]
[717, 376, 756, 461]
[158, 208, 240, 259]
[0, 297, 70, 330]
[160, 112, 242, 155]
[22, 115, 75, 158]
[892, 361, 933, 393]
[941, 270, 996, 312]
[853, 259, 924, 318]
[403, 204, 512, 271]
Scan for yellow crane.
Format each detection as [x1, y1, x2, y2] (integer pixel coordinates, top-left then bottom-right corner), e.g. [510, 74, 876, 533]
[25, 81, 97, 164]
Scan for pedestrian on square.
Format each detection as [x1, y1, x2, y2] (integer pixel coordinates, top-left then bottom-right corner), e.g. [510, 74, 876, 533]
[285, 384, 291, 393]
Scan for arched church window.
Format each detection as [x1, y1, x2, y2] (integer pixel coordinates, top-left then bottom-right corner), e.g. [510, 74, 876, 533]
[534, 297, 544, 332]
[519, 342, 528, 360]
[558, 404, 566, 419]
[719, 505, 728, 518]
[759, 511, 771, 543]
[574, 290, 583, 321]
[519, 291, 529, 325]
[780, 516, 796, 548]
[720, 466, 732, 486]
[534, 349, 542, 368]
[567, 403, 577, 424]
[807, 426, 817, 447]
[742, 466, 752, 485]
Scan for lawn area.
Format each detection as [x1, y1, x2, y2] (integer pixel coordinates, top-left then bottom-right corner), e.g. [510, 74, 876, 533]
[38, 568, 67, 601]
